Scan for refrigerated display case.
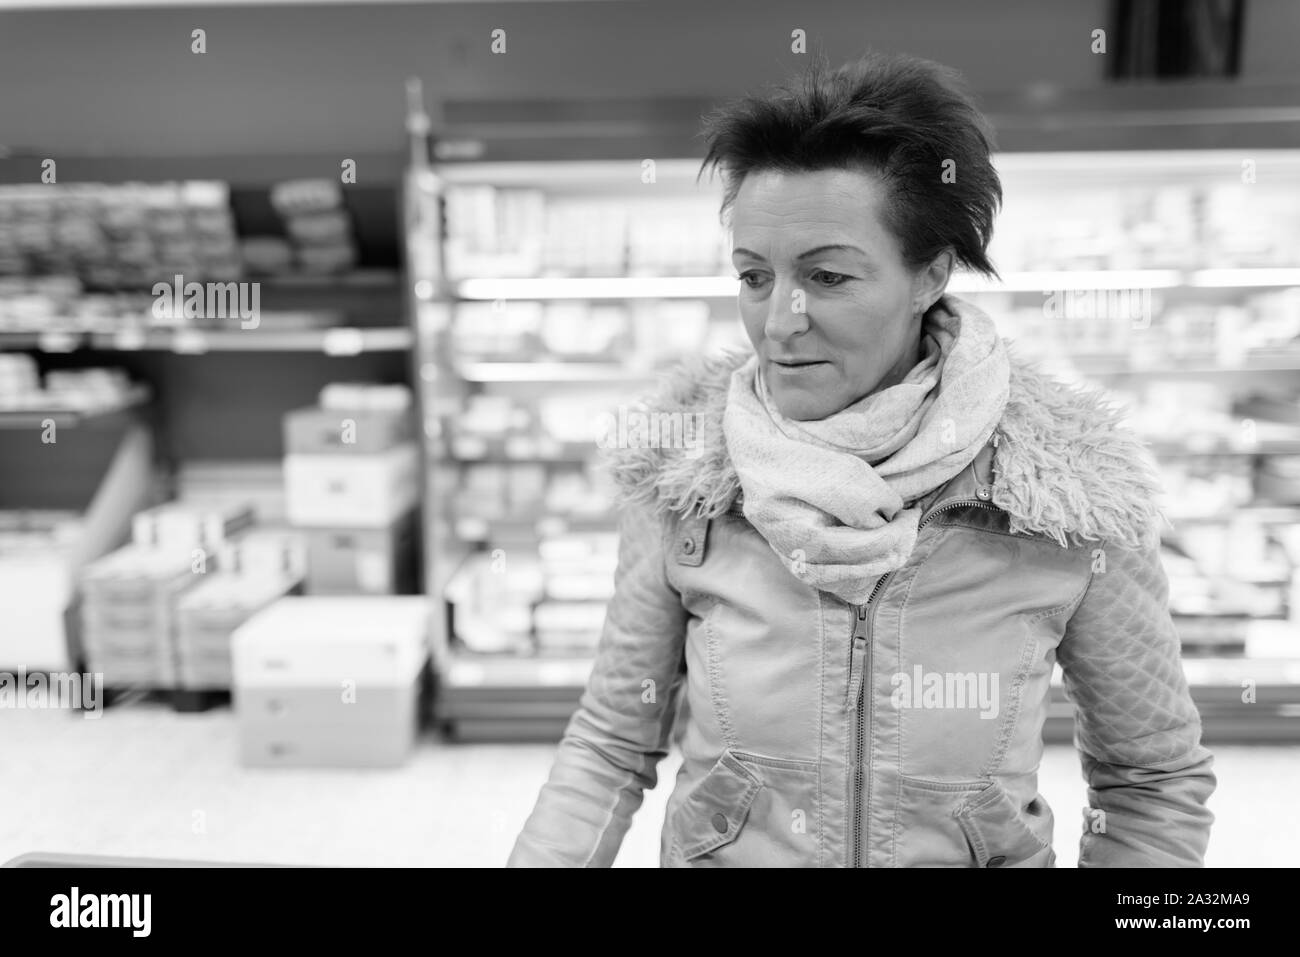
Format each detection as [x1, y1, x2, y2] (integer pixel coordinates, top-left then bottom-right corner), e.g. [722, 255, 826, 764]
[403, 135, 1300, 741]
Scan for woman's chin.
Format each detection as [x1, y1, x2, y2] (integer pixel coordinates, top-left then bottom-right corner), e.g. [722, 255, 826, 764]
[770, 386, 834, 421]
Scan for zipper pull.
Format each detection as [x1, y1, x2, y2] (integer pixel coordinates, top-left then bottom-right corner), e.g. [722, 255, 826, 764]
[846, 605, 869, 709]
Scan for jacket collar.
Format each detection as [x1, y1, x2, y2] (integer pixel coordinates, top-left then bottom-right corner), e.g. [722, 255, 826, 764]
[917, 438, 996, 522]
[603, 343, 1167, 551]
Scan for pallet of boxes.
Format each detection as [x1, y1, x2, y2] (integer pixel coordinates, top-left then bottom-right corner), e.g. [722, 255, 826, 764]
[78, 502, 303, 709]
[228, 383, 429, 768]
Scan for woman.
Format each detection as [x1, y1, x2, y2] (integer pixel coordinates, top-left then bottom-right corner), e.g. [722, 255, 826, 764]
[509, 52, 1215, 867]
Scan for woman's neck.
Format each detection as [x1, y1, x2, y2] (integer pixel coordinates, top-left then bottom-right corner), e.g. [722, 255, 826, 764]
[871, 333, 924, 395]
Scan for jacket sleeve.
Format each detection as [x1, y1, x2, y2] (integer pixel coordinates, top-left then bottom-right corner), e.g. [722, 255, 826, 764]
[1056, 537, 1216, 867]
[507, 500, 689, 867]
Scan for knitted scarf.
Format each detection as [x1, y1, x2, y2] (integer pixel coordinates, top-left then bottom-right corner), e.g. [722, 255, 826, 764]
[722, 296, 1010, 604]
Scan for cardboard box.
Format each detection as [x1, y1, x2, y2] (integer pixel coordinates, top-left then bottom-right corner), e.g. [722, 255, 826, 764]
[80, 545, 205, 686]
[175, 572, 302, 690]
[283, 443, 419, 527]
[216, 526, 307, 581]
[304, 510, 416, 595]
[236, 708, 418, 767]
[282, 406, 413, 456]
[231, 597, 430, 767]
[132, 502, 254, 552]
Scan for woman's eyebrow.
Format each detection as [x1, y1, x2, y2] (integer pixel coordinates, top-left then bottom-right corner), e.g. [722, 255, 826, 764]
[732, 244, 868, 260]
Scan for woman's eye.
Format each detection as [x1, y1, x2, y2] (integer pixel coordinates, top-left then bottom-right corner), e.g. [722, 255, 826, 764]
[811, 270, 849, 287]
[737, 271, 768, 288]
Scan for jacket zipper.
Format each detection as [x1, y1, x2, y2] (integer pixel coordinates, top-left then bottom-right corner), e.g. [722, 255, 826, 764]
[847, 497, 1001, 868]
[848, 571, 888, 868]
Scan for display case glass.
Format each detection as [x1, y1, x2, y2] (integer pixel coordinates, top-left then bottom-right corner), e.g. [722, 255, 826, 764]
[405, 151, 1300, 741]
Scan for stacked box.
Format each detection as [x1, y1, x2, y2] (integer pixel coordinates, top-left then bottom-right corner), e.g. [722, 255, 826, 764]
[132, 501, 254, 552]
[175, 573, 301, 689]
[173, 524, 305, 690]
[231, 597, 430, 767]
[283, 390, 418, 593]
[283, 443, 418, 527]
[268, 179, 356, 275]
[283, 404, 414, 457]
[303, 511, 417, 595]
[214, 526, 307, 581]
[81, 502, 262, 687]
[80, 546, 204, 686]
[0, 182, 241, 288]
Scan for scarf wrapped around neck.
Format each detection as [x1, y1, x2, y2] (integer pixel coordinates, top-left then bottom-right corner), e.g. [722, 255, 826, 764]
[722, 295, 1010, 604]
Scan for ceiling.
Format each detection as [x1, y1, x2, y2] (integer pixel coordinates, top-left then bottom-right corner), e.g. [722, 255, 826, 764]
[1, 0, 1298, 179]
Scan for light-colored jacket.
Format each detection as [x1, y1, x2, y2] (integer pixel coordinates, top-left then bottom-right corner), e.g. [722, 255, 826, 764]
[509, 344, 1216, 867]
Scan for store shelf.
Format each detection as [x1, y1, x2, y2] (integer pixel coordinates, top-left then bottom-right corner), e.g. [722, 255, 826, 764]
[959, 268, 1300, 292]
[953, 270, 1186, 292]
[437, 649, 598, 741]
[1180, 656, 1300, 688]
[80, 326, 414, 354]
[450, 267, 1300, 302]
[1167, 506, 1300, 524]
[455, 361, 656, 383]
[1189, 268, 1300, 288]
[436, 158, 713, 190]
[1067, 353, 1300, 375]
[0, 331, 82, 352]
[455, 275, 739, 300]
[0, 385, 151, 430]
[1148, 439, 1300, 457]
[255, 269, 402, 290]
[2, 326, 412, 354]
[442, 652, 594, 690]
[442, 433, 594, 462]
[453, 514, 615, 542]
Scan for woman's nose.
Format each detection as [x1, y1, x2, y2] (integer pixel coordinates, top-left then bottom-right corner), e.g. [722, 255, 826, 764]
[763, 279, 811, 342]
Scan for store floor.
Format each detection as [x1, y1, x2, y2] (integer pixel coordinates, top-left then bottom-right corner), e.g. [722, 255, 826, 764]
[2, 705, 1296, 867]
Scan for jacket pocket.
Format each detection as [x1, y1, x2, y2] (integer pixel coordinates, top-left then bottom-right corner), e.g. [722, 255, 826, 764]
[894, 776, 989, 867]
[668, 750, 823, 867]
[894, 776, 1054, 867]
[667, 750, 762, 863]
[955, 781, 1055, 868]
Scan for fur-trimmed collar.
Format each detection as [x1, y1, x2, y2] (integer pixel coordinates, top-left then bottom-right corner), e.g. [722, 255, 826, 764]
[602, 344, 1167, 550]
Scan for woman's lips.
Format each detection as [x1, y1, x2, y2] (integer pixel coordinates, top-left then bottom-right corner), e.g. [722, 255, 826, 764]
[770, 358, 829, 374]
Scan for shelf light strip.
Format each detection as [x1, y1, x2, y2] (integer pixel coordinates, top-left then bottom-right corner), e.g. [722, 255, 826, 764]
[456, 276, 739, 299]
[950, 270, 1184, 291]
[1187, 269, 1300, 288]
[452, 268, 1277, 300]
[457, 362, 642, 382]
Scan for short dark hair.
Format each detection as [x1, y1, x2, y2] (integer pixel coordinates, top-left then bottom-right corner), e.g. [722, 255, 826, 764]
[698, 51, 1002, 278]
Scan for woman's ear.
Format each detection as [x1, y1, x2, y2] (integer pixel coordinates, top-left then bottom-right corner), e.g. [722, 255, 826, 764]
[912, 249, 955, 314]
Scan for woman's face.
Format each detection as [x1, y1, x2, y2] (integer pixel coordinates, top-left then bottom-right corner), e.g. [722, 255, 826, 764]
[731, 167, 949, 421]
